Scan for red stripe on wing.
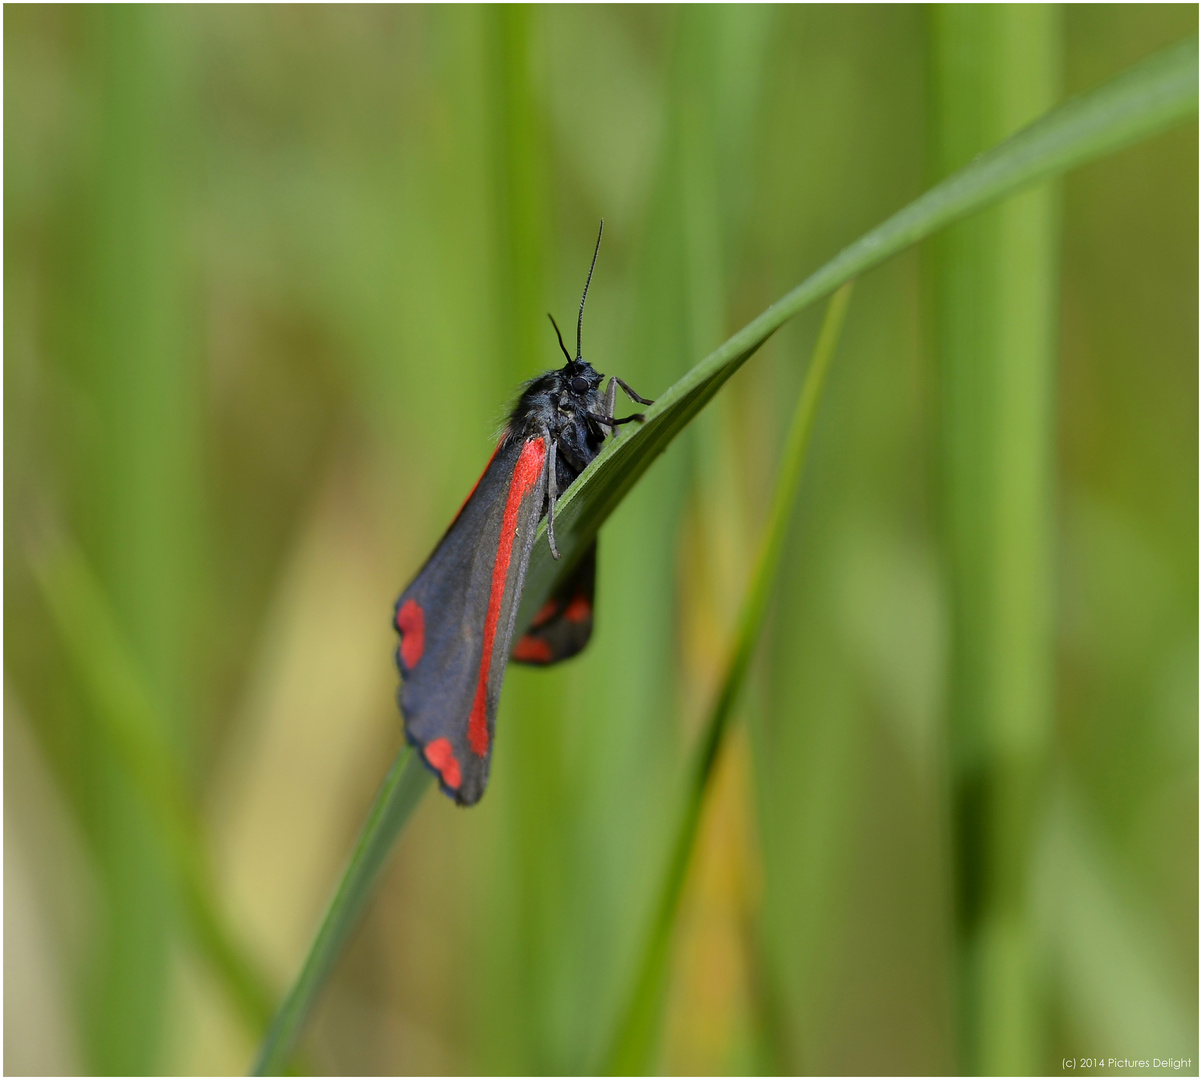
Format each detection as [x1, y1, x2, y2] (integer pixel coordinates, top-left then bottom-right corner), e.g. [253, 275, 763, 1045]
[467, 436, 546, 756]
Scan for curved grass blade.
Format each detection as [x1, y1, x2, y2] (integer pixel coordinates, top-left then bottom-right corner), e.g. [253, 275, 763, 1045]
[255, 36, 1196, 1073]
[515, 34, 1197, 630]
[251, 750, 431, 1075]
[603, 281, 854, 1075]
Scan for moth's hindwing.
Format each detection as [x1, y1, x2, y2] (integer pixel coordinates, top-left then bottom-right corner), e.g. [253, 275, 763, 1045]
[510, 540, 596, 665]
[394, 435, 548, 805]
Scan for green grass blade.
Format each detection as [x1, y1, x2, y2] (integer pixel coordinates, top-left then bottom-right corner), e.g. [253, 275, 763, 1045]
[252, 749, 431, 1075]
[79, 5, 201, 1067]
[930, 7, 1063, 1073]
[515, 34, 1197, 630]
[28, 536, 276, 1036]
[604, 282, 854, 1075]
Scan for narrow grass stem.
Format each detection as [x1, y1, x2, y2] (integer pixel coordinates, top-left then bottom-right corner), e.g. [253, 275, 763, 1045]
[604, 283, 854, 1074]
[252, 748, 431, 1075]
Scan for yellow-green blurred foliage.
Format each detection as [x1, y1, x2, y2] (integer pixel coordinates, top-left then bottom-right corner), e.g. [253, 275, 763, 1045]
[5, 6, 1196, 1075]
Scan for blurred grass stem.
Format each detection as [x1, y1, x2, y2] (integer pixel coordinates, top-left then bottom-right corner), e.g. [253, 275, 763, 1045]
[252, 750, 431, 1075]
[930, 7, 1062, 1072]
[29, 537, 276, 1036]
[604, 282, 854, 1074]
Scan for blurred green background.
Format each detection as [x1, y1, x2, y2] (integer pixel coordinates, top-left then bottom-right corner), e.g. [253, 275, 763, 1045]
[4, 5, 1196, 1075]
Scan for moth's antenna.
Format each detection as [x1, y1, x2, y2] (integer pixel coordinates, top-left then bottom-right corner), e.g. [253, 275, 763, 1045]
[547, 313, 572, 364]
[577, 219, 603, 360]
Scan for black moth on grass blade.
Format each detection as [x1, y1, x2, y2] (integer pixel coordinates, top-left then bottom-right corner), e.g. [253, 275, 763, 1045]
[392, 221, 653, 806]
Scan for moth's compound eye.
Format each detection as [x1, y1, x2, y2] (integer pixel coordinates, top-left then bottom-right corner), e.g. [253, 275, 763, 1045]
[570, 376, 589, 394]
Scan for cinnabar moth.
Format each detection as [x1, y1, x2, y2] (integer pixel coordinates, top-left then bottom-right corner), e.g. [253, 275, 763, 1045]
[393, 221, 652, 805]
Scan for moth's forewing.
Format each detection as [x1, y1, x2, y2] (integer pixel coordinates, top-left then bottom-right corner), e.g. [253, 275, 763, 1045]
[395, 435, 547, 805]
[510, 541, 596, 666]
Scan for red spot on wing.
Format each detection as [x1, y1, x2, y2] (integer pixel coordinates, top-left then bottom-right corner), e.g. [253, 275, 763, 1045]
[468, 437, 546, 757]
[564, 594, 592, 623]
[531, 598, 560, 629]
[396, 599, 425, 668]
[512, 635, 554, 663]
[424, 737, 461, 789]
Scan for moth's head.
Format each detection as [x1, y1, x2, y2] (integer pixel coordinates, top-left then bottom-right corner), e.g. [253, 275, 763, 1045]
[547, 319, 603, 395]
[563, 358, 602, 397]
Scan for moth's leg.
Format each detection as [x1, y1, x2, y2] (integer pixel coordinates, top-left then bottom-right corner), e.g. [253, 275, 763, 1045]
[542, 427, 561, 560]
[615, 376, 654, 406]
[588, 411, 644, 426]
[602, 376, 619, 426]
